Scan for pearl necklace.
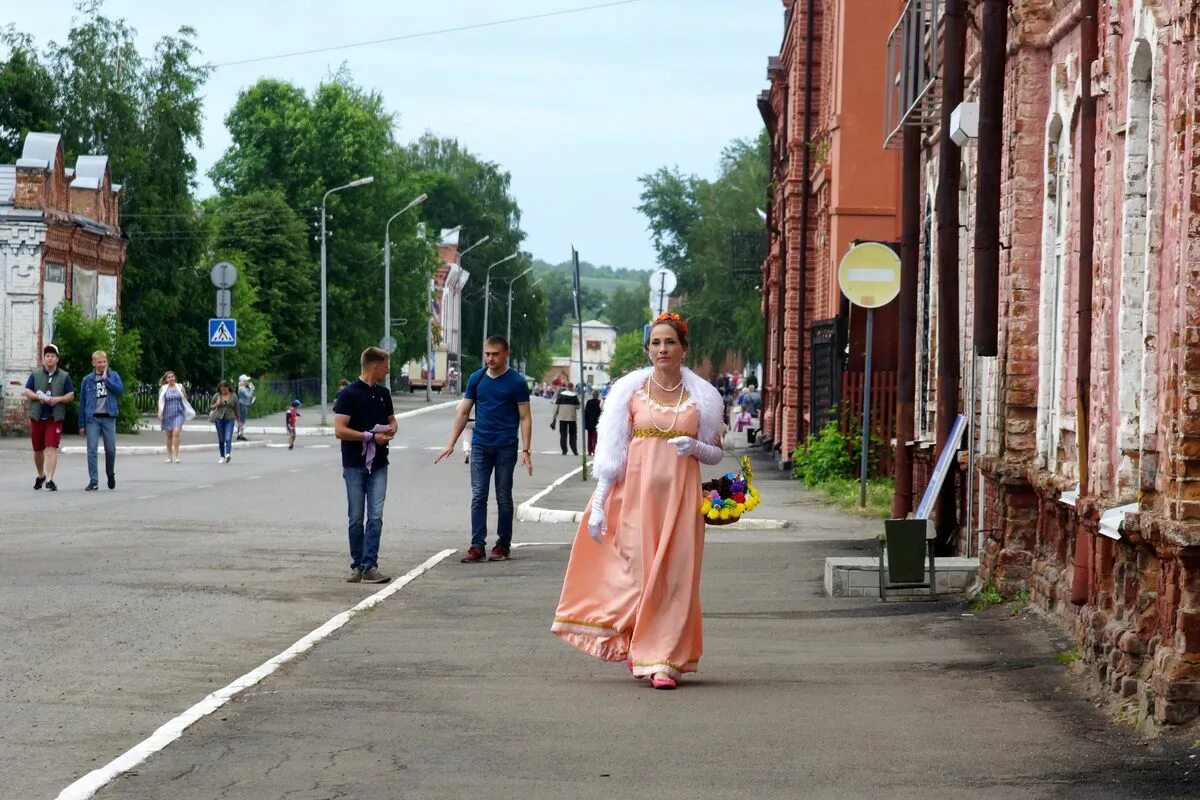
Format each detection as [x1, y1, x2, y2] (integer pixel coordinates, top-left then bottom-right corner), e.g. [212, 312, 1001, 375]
[645, 380, 684, 434]
[650, 371, 683, 393]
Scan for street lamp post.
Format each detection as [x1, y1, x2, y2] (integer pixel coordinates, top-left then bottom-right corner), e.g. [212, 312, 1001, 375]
[384, 193, 428, 390]
[320, 175, 374, 425]
[505, 265, 535, 345]
[482, 252, 519, 362]
[444, 234, 489, 394]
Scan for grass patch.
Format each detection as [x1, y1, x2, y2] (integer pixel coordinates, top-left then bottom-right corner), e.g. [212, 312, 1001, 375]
[968, 582, 1005, 612]
[1054, 648, 1081, 665]
[816, 476, 895, 518]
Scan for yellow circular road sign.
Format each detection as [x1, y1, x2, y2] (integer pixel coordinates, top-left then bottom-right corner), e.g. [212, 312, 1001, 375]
[837, 242, 901, 309]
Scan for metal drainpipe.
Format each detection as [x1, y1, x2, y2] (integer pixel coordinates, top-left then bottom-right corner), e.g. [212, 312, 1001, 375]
[794, 0, 815, 453]
[894, 124, 921, 518]
[934, 0, 967, 553]
[1071, 0, 1099, 606]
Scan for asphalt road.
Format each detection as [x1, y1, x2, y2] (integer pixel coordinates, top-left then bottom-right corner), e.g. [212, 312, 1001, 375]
[2, 395, 1196, 799]
[0, 396, 569, 800]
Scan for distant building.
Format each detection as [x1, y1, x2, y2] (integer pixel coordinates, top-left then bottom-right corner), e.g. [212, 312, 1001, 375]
[1, 131, 127, 432]
[569, 320, 618, 386]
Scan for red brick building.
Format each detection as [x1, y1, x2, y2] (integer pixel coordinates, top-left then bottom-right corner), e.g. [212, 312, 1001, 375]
[759, 0, 904, 466]
[761, 0, 1200, 727]
[1, 132, 127, 432]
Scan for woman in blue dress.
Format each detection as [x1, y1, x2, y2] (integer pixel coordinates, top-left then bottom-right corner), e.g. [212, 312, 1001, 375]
[157, 371, 189, 463]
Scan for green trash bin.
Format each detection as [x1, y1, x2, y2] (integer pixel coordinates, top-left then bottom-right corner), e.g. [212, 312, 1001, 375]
[878, 518, 936, 601]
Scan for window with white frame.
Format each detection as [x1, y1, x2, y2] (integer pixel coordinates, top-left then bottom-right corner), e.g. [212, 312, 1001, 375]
[1116, 40, 1154, 490]
[1037, 115, 1071, 471]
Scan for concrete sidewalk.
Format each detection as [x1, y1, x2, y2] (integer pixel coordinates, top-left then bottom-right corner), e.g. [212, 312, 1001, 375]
[88, 536, 1196, 799]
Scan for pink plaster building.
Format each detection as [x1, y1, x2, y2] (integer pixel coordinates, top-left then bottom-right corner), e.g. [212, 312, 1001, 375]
[874, 0, 1200, 727]
[761, 0, 1200, 727]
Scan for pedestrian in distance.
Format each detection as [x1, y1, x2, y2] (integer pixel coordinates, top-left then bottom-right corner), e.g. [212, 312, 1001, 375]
[79, 350, 125, 491]
[209, 381, 238, 463]
[584, 389, 602, 457]
[551, 381, 580, 456]
[333, 347, 398, 584]
[285, 399, 302, 450]
[435, 335, 533, 564]
[23, 342, 74, 492]
[235, 375, 255, 441]
[157, 371, 193, 463]
[552, 312, 725, 690]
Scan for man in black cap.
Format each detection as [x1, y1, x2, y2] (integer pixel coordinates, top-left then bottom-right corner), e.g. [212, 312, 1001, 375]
[23, 343, 74, 491]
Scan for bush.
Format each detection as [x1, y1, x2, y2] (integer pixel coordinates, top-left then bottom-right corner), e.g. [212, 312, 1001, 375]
[246, 381, 291, 419]
[52, 303, 142, 434]
[791, 418, 855, 485]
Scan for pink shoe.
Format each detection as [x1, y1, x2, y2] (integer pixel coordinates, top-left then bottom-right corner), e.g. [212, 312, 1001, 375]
[649, 673, 676, 690]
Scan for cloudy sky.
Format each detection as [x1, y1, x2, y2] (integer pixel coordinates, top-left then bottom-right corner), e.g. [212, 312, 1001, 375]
[8, 1, 781, 270]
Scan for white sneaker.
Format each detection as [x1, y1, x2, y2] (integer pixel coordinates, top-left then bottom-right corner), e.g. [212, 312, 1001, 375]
[165, 458, 173, 463]
[225, 454, 232, 463]
[218, 456, 225, 464]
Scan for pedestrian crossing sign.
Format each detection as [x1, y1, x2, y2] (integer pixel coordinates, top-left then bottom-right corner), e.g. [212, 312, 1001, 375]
[208, 318, 237, 347]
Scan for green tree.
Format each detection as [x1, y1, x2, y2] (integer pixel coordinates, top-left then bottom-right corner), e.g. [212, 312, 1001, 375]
[211, 74, 440, 385]
[609, 330, 647, 378]
[52, 302, 142, 432]
[36, 7, 212, 384]
[207, 190, 314, 376]
[605, 285, 651, 335]
[0, 35, 58, 163]
[637, 132, 768, 369]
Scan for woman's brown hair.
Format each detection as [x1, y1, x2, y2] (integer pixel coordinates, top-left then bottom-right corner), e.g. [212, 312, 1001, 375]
[645, 313, 689, 351]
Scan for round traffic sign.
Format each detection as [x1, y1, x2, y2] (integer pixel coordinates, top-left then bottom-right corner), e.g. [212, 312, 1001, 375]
[379, 335, 398, 354]
[837, 242, 901, 309]
[210, 261, 238, 289]
[648, 267, 677, 296]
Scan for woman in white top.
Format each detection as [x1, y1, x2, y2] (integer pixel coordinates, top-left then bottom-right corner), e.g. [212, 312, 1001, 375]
[157, 371, 190, 463]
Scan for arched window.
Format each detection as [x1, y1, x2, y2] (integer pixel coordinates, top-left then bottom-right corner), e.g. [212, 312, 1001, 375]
[1038, 115, 1070, 471]
[1117, 40, 1154, 491]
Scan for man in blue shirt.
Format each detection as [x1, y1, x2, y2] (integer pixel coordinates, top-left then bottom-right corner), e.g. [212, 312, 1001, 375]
[436, 335, 532, 563]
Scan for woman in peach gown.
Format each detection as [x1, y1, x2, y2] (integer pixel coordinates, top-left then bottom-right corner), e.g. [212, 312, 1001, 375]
[551, 314, 725, 689]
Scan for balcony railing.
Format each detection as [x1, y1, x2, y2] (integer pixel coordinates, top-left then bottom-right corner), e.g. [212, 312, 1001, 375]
[884, 0, 942, 149]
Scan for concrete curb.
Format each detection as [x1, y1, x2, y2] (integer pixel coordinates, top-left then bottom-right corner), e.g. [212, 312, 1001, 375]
[517, 466, 586, 523]
[61, 441, 270, 456]
[516, 464, 789, 530]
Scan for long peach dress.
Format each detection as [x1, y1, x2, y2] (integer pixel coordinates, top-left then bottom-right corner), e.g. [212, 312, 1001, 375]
[551, 387, 705, 680]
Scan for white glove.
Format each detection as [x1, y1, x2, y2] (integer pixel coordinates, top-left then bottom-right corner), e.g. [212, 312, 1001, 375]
[667, 436, 725, 465]
[588, 477, 614, 542]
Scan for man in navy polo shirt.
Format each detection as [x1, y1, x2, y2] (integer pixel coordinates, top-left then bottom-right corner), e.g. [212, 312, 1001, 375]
[333, 346, 397, 584]
[436, 335, 532, 562]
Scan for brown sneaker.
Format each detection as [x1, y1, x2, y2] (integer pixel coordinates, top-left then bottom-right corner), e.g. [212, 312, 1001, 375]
[361, 567, 391, 584]
[488, 545, 510, 561]
[346, 568, 363, 583]
[460, 546, 487, 563]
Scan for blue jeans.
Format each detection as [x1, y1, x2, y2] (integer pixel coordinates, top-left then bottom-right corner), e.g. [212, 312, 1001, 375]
[215, 419, 235, 457]
[344, 465, 388, 571]
[470, 444, 518, 550]
[85, 416, 117, 486]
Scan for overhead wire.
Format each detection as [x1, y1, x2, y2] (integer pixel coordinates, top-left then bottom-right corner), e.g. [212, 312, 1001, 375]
[208, 0, 645, 69]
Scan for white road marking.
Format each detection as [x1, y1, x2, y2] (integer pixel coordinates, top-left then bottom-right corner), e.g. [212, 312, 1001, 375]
[247, 475, 261, 481]
[54, 548, 457, 800]
[136, 495, 156, 501]
[196, 484, 214, 489]
[305, 444, 332, 449]
[288, 469, 302, 473]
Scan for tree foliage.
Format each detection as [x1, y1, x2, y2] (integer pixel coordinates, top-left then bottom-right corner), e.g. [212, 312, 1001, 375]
[4, 5, 547, 394]
[637, 132, 768, 369]
[609, 330, 647, 378]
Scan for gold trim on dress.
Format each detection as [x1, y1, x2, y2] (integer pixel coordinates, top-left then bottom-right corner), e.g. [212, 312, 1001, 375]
[639, 382, 691, 409]
[631, 427, 691, 440]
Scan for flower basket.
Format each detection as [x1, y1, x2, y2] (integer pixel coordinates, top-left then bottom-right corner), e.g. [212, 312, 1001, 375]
[700, 455, 761, 526]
